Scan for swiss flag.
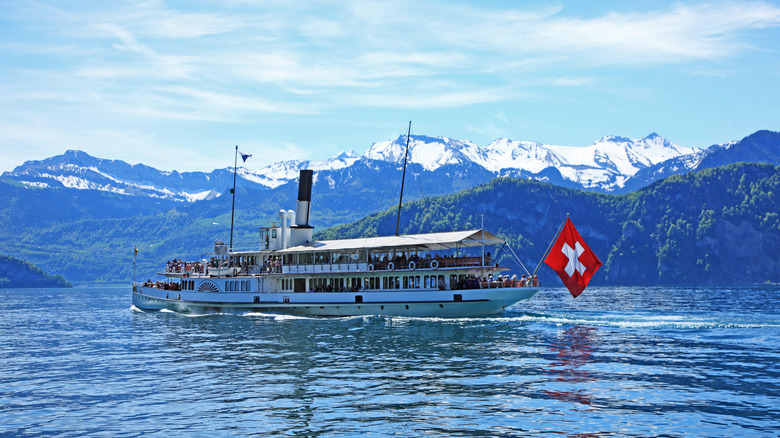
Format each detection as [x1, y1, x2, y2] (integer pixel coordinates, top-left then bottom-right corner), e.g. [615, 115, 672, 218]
[544, 218, 602, 297]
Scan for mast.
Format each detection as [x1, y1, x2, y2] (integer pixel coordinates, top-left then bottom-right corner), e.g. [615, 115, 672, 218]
[229, 145, 238, 251]
[395, 121, 412, 236]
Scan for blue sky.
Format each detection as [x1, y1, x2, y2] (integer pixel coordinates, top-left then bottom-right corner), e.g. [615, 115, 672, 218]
[1, 0, 779, 173]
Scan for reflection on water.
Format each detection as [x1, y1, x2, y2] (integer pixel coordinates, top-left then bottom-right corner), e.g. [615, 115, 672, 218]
[2, 286, 780, 437]
[545, 326, 596, 405]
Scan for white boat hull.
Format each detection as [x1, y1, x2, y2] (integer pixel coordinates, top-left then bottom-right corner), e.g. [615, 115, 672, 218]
[132, 285, 540, 317]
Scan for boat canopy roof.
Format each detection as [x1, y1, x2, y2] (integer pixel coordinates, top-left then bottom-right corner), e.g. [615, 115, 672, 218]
[277, 229, 504, 254]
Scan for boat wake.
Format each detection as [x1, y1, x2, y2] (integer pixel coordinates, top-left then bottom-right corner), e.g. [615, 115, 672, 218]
[131, 305, 779, 331]
[508, 309, 780, 330]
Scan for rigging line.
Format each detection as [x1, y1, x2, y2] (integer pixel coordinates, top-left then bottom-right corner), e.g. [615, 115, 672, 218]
[415, 172, 426, 201]
[506, 243, 532, 277]
[493, 242, 507, 261]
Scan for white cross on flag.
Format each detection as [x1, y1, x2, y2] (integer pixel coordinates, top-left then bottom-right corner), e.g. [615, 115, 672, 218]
[544, 218, 602, 297]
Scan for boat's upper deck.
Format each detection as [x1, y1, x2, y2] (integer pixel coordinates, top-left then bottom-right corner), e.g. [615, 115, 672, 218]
[162, 229, 510, 278]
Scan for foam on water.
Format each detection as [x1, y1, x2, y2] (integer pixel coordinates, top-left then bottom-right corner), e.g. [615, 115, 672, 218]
[516, 311, 780, 330]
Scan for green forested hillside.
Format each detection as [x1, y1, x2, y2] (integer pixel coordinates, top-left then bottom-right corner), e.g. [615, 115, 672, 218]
[0, 254, 72, 288]
[319, 163, 780, 286]
[1, 163, 777, 286]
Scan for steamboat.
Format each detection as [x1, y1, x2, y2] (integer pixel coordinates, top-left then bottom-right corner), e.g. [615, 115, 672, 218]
[132, 168, 541, 317]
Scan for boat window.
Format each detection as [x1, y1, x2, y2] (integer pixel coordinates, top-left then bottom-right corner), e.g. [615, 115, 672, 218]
[299, 252, 313, 265]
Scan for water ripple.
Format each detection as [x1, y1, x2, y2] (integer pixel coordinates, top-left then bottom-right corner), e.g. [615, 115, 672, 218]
[1, 286, 779, 437]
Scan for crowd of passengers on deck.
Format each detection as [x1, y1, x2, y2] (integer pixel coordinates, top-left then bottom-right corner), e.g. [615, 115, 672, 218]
[164, 257, 235, 274]
[165, 259, 205, 275]
[164, 256, 284, 276]
[141, 280, 180, 290]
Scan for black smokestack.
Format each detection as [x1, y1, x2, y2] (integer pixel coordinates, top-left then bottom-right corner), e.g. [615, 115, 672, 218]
[297, 169, 313, 202]
[295, 169, 313, 227]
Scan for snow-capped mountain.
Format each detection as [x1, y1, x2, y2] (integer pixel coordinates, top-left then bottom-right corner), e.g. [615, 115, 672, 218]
[360, 132, 696, 191]
[4, 131, 777, 203]
[4, 150, 229, 202]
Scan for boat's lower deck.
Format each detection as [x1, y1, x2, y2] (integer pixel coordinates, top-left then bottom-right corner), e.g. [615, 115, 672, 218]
[132, 285, 540, 317]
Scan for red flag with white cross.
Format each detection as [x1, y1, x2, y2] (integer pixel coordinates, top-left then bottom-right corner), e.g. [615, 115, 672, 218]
[544, 218, 602, 297]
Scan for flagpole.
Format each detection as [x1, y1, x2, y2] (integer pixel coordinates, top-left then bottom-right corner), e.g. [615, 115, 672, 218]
[132, 245, 137, 290]
[229, 145, 238, 251]
[532, 213, 569, 277]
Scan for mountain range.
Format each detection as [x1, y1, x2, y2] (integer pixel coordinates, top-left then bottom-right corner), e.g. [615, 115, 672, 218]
[7, 130, 778, 209]
[1, 129, 778, 286]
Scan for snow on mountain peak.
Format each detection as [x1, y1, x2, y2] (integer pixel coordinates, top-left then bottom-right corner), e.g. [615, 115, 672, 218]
[333, 150, 359, 160]
[3, 131, 707, 200]
[364, 135, 479, 171]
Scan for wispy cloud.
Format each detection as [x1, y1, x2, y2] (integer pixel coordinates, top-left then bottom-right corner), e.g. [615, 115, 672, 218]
[7, 0, 780, 112]
[1, 0, 779, 171]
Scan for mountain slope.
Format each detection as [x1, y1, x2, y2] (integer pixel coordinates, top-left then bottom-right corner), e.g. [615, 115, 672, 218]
[0, 254, 72, 288]
[695, 130, 780, 170]
[5, 150, 228, 202]
[620, 130, 780, 193]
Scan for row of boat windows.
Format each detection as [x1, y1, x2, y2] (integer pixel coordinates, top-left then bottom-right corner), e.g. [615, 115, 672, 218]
[280, 251, 474, 266]
[226, 280, 252, 292]
[280, 275, 447, 292]
[225, 250, 486, 267]
[180, 280, 253, 292]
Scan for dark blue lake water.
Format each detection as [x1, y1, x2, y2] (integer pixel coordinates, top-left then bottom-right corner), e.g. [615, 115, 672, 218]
[1, 285, 779, 437]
